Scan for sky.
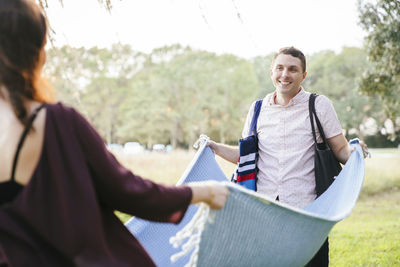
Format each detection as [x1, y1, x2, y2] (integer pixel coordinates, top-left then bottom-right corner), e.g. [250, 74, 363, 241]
[44, 0, 366, 58]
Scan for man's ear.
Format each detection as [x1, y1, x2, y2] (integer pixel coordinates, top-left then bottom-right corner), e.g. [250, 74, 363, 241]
[302, 71, 307, 80]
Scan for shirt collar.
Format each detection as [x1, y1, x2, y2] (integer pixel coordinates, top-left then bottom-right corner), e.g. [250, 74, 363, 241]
[266, 87, 309, 107]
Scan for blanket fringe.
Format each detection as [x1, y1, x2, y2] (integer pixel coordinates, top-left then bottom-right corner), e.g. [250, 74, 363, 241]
[170, 203, 211, 267]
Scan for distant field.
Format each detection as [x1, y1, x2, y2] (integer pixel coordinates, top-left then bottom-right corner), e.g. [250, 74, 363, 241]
[362, 148, 400, 197]
[369, 148, 400, 154]
[115, 149, 236, 185]
[115, 147, 400, 266]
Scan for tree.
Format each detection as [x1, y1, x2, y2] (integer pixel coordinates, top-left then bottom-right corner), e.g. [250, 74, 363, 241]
[44, 44, 147, 144]
[302, 47, 395, 141]
[250, 54, 275, 98]
[358, 0, 400, 118]
[38, 0, 113, 11]
[119, 46, 259, 148]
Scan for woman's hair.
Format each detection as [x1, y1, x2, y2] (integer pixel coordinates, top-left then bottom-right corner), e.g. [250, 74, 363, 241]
[0, 0, 52, 126]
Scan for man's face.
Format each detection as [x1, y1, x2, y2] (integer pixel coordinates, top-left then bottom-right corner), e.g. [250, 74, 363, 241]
[270, 54, 307, 96]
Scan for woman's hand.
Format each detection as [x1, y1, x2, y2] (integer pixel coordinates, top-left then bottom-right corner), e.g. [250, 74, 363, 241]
[188, 181, 229, 209]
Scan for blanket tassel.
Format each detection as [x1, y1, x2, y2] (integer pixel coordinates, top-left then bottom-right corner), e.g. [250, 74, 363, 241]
[170, 203, 211, 267]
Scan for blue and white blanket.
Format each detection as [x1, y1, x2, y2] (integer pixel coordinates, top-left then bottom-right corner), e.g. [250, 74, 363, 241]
[126, 139, 364, 267]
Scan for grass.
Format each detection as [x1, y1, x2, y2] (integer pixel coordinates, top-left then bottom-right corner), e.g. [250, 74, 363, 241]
[329, 149, 400, 266]
[114, 148, 400, 266]
[361, 148, 400, 198]
[330, 191, 400, 266]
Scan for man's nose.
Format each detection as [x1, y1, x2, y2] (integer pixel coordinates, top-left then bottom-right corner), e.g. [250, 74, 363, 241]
[281, 68, 289, 77]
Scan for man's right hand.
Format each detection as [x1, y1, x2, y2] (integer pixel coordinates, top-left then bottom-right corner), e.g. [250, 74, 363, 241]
[206, 139, 239, 164]
[206, 140, 218, 153]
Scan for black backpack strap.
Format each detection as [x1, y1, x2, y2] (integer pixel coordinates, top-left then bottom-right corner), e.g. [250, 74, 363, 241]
[10, 104, 45, 181]
[248, 99, 263, 136]
[308, 94, 327, 144]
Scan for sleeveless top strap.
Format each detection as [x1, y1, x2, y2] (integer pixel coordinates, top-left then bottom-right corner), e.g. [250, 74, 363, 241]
[10, 104, 45, 181]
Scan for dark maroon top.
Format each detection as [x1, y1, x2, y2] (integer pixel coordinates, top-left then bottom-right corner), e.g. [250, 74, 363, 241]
[0, 103, 192, 267]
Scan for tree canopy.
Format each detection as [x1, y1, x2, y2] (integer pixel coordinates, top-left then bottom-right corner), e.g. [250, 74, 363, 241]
[37, 0, 400, 147]
[38, 0, 113, 11]
[44, 44, 399, 147]
[358, 0, 400, 118]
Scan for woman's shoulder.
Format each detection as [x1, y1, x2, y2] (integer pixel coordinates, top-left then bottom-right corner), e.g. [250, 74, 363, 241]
[45, 101, 76, 113]
[45, 101, 91, 128]
[45, 101, 85, 119]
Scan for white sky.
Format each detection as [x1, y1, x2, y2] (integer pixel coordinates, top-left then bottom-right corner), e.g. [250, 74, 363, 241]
[44, 0, 366, 58]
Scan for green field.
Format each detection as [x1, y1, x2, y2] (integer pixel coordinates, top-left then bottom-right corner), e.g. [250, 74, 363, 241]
[330, 191, 400, 266]
[330, 148, 400, 266]
[116, 148, 400, 266]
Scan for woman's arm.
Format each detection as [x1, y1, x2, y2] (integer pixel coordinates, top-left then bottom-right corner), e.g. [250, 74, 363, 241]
[69, 106, 227, 223]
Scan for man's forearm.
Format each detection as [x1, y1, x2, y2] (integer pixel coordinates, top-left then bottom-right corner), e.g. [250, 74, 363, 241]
[335, 144, 353, 164]
[327, 134, 353, 164]
[208, 140, 239, 164]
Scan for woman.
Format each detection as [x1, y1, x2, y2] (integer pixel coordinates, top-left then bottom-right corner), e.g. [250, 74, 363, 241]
[0, 0, 228, 266]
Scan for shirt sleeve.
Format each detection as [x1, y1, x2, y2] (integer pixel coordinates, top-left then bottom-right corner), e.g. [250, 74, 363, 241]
[315, 95, 343, 139]
[69, 106, 192, 224]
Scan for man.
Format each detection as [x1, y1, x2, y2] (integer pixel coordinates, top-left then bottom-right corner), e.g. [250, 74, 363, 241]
[208, 46, 368, 266]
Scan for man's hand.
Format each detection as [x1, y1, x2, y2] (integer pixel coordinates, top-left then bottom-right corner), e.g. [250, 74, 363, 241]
[356, 139, 371, 158]
[206, 140, 239, 164]
[328, 134, 370, 163]
[206, 140, 221, 154]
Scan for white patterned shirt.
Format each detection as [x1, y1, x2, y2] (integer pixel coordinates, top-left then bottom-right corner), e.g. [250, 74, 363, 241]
[242, 88, 342, 208]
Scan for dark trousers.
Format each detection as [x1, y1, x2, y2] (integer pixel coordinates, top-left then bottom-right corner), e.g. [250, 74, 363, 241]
[305, 238, 329, 267]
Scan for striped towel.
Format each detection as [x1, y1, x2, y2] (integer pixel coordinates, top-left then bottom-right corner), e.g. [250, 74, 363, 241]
[232, 99, 263, 191]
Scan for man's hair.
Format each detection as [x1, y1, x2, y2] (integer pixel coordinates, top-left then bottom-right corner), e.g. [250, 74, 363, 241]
[272, 46, 306, 73]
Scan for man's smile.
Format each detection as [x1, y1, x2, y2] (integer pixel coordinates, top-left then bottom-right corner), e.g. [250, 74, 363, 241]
[279, 81, 291, 85]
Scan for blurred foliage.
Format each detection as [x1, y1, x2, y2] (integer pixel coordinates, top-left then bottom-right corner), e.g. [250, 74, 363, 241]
[44, 44, 399, 148]
[358, 0, 400, 119]
[37, 0, 400, 146]
[38, 0, 113, 11]
[45, 44, 259, 148]
[304, 47, 391, 140]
